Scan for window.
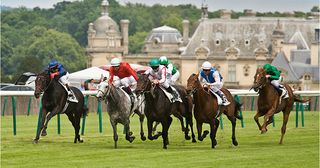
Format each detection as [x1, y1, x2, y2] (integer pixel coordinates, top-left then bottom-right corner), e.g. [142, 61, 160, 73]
[228, 61, 236, 82]
[243, 64, 250, 76]
[215, 39, 220, 46]
[245, 39, 250, 46]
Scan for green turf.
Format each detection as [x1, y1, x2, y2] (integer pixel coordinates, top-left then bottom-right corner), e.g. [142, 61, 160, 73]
[1, 111, 319, 168]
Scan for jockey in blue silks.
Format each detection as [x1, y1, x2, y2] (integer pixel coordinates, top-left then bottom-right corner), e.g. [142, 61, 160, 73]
[198, 61, 230, 106]
[47, 60, 77, 102]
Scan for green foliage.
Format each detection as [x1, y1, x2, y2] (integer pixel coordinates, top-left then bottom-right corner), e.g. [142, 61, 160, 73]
[311, 6, 320, 12]
[129, 32, 148, 54]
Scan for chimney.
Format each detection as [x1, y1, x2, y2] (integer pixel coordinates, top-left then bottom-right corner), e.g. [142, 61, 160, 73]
[182, 20, 189, 45]
[220, 9, 231, 19]
[120, 19, 130, 55]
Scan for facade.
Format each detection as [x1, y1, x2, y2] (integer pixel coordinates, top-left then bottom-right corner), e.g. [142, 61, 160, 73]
[87, 1, 320, 90]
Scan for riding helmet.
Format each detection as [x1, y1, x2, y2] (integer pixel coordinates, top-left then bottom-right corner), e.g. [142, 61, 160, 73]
[159, 56, 168, 65]
[111, 58, 121, 67]
[201, 61, 212, 70]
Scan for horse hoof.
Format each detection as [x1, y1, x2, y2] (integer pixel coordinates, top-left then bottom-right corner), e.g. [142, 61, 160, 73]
[33, 139, 39, 144]
[141, 136, 146, 141]
[79, 140, 84, 143]
[233, 140, 238, 146]
[185, 135, 191, 140]
[129, 136, 135, 143]
[148, 136, 154, 140]
[192, 139, 197, 143]
[261, 129, 267, 134]
[129, 131, 133, 136]
[41, 132, 47, 136]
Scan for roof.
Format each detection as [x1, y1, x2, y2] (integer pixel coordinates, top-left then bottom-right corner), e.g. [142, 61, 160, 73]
[182, 18, 318, 57]
[145, 25, 182, 44]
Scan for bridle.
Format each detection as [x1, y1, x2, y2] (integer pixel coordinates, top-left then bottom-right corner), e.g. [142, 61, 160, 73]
[35, 75, 53, 94]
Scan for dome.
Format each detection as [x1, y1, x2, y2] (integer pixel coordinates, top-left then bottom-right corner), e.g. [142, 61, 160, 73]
[146, 25, 182, 43]
[272, 29, 285, 36]
[93, 15, 120, 37]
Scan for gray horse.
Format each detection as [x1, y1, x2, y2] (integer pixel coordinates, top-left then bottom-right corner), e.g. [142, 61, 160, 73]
[96, 81, 146, 148]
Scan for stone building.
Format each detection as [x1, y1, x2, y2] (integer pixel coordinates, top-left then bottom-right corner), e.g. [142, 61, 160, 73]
[87, 1, 319, 90]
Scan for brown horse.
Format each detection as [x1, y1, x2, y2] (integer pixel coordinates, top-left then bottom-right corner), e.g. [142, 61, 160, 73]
[252, 68, 307, 144]
[186, 73, 242, 148]
[135, 74, 196, 149]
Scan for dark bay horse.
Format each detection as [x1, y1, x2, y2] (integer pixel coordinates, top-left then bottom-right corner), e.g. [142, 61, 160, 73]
[252, 68, 308, 144]
[33, 70, 87, 144]
[96, 81, 146, 148]
[135, 74, 196, 149]
[186, 73, 242, 148]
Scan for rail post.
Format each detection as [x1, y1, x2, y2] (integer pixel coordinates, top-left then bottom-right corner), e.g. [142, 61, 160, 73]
[27, 96, 32, 116]
[314, 96, 318, 111]
[36, 100, 43, 136]
[295, 101, 299, 128]
[97, 101, 103, 133]
[251, 97, 255, 111]
[234, 95, 244, 128]
[81, 95, 89, 135]
[300, 95, 304, 127]
[11, 96, 17, 135]
[2, 96, 7, 116]
[219, 114, 224, 130]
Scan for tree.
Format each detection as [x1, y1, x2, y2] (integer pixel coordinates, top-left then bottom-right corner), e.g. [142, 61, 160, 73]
[129, 32, 148, 54]
[311, 6, 320, 12]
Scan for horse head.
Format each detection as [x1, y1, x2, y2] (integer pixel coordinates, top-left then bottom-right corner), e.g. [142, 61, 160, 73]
[34, 70, 51, 99]
[136, 74, 151, 95]
[186, 73, 200, 95]
[96, 81, 110, 101]
[252, 68, 268, 92]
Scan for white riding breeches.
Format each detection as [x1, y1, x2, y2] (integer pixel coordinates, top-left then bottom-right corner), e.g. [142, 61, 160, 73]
[113, 76, 137, 90]
[170, 71, 180, 84]
[271, 79, 280, 88]
[208, 82, 223, 92]
[59, 73, 70, 85]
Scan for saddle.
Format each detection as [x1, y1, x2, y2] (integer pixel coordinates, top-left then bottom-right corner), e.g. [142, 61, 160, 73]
[208, 90, 223, 106]
[159, 86, 182, 103]
[58, 81, 78, 103]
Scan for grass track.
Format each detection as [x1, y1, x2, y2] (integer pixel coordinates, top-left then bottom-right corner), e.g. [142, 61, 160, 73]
[1, 111, 319, 168]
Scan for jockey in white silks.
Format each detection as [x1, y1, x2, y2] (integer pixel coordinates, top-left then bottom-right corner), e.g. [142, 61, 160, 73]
[144, 58, 179, 100]
[198, 61, 230, 106]
[159, 56, 180, 84]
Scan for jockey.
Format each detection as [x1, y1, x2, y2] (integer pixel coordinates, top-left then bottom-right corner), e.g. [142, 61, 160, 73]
[263, 64, 288, 99]
[159, 56, 180, 84]
[47, 60, 77, 103]
[108, 57, 138, 103]
[144, 58, 179, 100]
[198, 61, 230, 106]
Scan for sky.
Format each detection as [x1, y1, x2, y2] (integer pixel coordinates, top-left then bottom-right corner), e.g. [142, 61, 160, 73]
[1, 0, 319, 12]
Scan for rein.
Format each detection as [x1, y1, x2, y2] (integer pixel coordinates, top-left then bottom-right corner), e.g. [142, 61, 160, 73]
[36, 76, 53, 94]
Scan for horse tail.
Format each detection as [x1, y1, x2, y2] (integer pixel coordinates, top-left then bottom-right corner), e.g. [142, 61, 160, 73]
[234, 100, 243, 120]
[293, 95, 310, 103]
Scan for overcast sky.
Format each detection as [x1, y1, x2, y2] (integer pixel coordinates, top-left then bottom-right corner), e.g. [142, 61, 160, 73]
[1, 0, 319, 12]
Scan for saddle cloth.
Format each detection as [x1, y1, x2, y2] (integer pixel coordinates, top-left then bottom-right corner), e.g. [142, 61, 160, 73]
[208, 90, 223, 105]
[58, 81, 78, 103]
[159, 86, 182, 103]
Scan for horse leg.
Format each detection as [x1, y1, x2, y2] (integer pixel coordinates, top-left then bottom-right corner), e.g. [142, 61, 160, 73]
[261, 108, 276, 134]
[254, 111, 263, 131]
[152, 122, 160, 134]
[66, 111, 83, 143]
[188, 116, 196, 143]
[227, 115, 238, 146]
[41, 110, 58, 137]
[124, 120, 135, 143]
[148, 119, 161, 140]
[184, 115, 191, 141]
[197, 121, 208, 141]
[33, 109, 48, 144]
[210, 119, 219, 148]
[279, 110, 290, 144]
[161, 117, 173, 149]
[110, 119, 118, 148]
[137, 111, 146, 141]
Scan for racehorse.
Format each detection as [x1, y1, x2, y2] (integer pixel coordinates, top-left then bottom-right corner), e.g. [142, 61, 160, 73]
[135, 74, 196, 149]
[96, 81, 146, 148]
[186, 73, 242, 148]
[252, 68, 308, 144]
[33, 70, 88, 144]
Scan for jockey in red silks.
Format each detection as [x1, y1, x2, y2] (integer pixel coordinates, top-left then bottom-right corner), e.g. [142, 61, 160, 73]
[108, 58, 139, 103]
[47, 60, 77, 102]
[144, 58, 179, 100]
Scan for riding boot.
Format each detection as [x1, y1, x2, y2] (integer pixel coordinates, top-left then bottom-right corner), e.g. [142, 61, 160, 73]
[124, 87, 135, 104]
[166, 86, 178, 101]
[215, 90, 230, 106]
[65, 84, 72, 96]
[65, 84, 78, 103]
[279, 85, 288, 99]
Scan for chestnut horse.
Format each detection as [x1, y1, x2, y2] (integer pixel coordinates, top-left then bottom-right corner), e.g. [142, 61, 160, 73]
[186, 73, 242, 148]
[135, 74, 196, 149]
[252, 68, 307, 144]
